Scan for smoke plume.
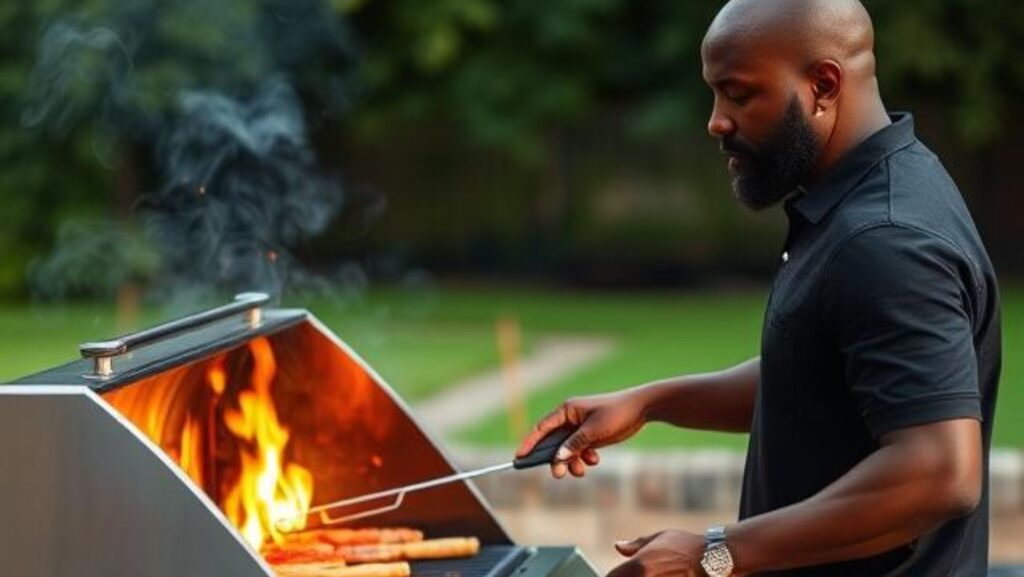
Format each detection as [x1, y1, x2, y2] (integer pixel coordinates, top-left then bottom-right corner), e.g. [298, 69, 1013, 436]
[23, 1, 355, 304]
[143, 81, 342, 299]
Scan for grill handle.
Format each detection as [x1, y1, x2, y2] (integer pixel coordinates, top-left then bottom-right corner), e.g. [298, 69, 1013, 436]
[79, 292, 270, 379]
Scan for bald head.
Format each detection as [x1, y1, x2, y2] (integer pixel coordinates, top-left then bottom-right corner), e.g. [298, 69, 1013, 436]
[701, 0, 892, 211]
[704, 0, 875, 79]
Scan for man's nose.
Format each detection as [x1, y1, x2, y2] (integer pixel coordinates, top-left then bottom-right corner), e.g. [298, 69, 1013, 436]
[707, 112, 735, 139]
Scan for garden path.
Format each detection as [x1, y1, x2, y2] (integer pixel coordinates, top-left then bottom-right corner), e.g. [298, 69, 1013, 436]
[415, 336, 616, 436]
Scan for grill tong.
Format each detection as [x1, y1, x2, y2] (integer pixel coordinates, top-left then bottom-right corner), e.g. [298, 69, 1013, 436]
[276, 427, 573, 531]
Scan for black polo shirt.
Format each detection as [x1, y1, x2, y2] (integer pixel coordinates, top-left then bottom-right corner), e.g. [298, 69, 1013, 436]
[739, 114, 1002, 576]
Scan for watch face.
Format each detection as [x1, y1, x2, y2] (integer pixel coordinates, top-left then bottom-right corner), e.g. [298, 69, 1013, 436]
[700, 543, 734, 577]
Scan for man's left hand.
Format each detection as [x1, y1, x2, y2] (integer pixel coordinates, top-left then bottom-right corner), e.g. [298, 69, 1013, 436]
[607, 530, 706, 577]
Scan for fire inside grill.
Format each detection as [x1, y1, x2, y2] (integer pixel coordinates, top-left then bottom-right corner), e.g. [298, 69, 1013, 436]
[104, 336, 315, 550]
[0, 294, 598, 577]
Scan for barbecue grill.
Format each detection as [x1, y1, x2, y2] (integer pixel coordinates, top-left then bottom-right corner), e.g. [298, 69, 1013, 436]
[1, 294, 599, 577]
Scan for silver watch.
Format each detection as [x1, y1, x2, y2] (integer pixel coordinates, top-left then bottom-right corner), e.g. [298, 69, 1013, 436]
[700, 526, 735, 577]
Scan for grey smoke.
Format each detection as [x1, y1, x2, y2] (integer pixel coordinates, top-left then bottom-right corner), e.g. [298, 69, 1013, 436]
[143, 80, 343, 298]
[19, 21, 132, 136]
[28, 219, 158, 301]
[23, 5, 360, 304]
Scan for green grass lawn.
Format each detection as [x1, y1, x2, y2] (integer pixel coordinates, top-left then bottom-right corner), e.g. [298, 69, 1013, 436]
[994, 284, 1024, 448]
[306, 307, 525, 402]
[370, 288, 766, 449]
[1, 284, 1021, 449]
[346, 285, 1024, 450]
[0, 303, 152, 381]
[0, 299, 513, 403]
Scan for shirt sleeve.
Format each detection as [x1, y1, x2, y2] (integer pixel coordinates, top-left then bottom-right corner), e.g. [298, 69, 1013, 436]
[821, 224, 981, 439]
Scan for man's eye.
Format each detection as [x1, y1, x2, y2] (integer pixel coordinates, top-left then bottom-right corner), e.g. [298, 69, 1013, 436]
[727, 91, 751, 104]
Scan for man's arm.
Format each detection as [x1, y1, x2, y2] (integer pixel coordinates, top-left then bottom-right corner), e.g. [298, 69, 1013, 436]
[727, 418, 982, 574]
[639, 357, 760, 433]
[516, 357, 760, 478]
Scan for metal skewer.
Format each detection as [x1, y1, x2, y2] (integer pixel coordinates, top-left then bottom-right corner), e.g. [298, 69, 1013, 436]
[275, 427, 573, 532]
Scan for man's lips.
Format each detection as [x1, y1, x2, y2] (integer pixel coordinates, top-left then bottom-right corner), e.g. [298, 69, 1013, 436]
[720, 142, 751, 173]
[720, 144, 745, 167]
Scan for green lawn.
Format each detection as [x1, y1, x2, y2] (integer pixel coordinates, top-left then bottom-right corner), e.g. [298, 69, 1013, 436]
[306, 305, 526, 402]
[374, 288, 766, 449]
[0, 299, 512, 403]
[342, 285, 1024, 450]
[1, 285, 1021, 449]
[0, 303, 154, 381]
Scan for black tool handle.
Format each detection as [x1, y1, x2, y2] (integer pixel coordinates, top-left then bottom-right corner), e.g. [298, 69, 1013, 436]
[512, 426, 575, 469]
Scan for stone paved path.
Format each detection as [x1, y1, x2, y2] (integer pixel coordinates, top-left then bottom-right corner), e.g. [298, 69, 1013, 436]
[414, 336, 616, 436]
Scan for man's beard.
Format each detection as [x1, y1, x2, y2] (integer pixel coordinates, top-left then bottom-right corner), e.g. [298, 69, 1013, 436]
[722, 97, 822, 211]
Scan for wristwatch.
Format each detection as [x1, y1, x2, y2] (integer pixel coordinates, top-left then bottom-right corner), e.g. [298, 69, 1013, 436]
[700, 526, 735, 577]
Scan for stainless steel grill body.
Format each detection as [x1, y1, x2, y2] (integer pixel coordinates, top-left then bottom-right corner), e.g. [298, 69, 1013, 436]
[1, 298, 598, 577]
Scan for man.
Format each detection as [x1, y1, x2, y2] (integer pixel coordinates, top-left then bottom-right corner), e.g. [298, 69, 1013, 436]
[515, 0, 1001, 575]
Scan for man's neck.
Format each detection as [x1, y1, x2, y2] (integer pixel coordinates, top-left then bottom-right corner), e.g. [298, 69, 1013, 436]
[811, 95, 891, 181]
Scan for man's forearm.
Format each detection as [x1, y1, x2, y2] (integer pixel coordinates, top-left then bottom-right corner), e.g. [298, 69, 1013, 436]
[638, 357, 759, 433]
[726, 419, 982, 574]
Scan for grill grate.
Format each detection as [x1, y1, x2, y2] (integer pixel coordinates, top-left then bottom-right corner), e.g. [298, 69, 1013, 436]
[410, 545, 529, 577]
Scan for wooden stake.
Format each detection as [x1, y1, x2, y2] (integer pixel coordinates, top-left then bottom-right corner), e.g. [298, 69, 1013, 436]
[497, 315, 527, 442]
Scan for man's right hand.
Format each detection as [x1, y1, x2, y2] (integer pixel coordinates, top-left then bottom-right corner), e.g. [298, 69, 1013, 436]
[515, 389, 649, 479]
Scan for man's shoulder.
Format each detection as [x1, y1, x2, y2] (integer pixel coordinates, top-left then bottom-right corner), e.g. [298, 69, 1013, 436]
[886, 141, 967, 220]
[821, 141, 993, 302]
[830, 140, 979, 254]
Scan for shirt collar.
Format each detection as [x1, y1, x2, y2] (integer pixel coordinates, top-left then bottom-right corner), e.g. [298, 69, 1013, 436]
[790, 112, 917, 225]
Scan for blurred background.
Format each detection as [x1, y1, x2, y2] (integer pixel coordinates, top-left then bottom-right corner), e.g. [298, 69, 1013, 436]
[1, 0, 1022, 570]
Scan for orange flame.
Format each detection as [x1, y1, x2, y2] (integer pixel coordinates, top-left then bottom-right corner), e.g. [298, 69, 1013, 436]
[103, 337, 314, 552]
[179, 414, 205, 488]
[207, 361, 227, 396]
[220, 337, 313, 548]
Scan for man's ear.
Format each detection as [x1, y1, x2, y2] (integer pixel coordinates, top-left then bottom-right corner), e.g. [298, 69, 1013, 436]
[810, 60, 842, 116]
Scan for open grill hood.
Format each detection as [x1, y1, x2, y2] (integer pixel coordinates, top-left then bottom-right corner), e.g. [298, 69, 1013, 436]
[1, 295, 595, 577]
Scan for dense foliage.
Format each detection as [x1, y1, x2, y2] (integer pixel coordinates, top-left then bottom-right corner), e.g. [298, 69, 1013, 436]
[1, 0, 1022, 296]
